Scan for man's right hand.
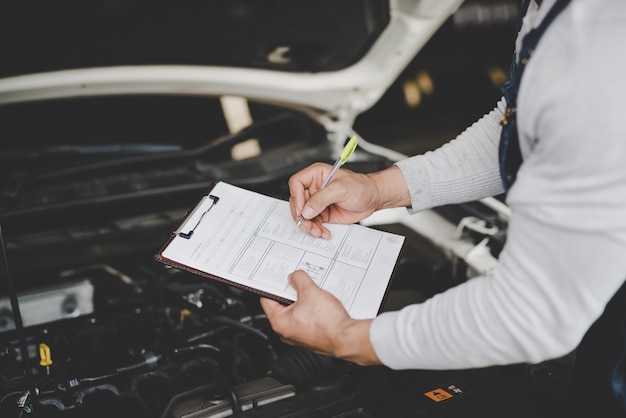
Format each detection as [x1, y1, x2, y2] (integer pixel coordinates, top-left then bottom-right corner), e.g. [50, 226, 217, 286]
[288, 163, 411, 239]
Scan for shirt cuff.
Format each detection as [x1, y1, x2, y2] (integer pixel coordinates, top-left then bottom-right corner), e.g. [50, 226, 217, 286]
[394, 157, 432, 214]
[369, 310, 406, 369]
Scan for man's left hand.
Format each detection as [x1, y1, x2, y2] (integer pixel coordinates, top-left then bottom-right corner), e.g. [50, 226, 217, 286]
[260, 270, 381, 366]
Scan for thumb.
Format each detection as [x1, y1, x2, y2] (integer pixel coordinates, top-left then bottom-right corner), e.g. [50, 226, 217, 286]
[259, 297, 286, 319]
[289, 270, 316, 294]
[301, 202, 321, 220]
[302, 179, 348, 220]
[301, 186, 334, 220]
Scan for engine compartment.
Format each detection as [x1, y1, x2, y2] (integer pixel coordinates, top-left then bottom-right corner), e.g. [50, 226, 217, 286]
[0, 221, 578, 418]
[0, 95, 578, 418]
[0, 258, 337, 417]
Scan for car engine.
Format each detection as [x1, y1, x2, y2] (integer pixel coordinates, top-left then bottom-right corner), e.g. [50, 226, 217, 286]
[0, 95, 577, 418]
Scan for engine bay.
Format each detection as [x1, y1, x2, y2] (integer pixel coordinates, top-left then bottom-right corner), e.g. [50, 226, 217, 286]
[0, 95, 578, 418]
[0, 215, 577, 418]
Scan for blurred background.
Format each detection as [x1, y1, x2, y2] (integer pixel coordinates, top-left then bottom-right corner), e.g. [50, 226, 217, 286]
[355, 0, 517, 156]
[0, 0, 518, 159]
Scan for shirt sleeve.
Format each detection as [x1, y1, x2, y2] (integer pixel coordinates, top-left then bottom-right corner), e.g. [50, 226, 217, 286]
[395, 99, 506, 213]
[370, 206, 626, 369]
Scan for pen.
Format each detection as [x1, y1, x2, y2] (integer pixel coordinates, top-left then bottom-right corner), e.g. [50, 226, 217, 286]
[294, 135, 358, 229]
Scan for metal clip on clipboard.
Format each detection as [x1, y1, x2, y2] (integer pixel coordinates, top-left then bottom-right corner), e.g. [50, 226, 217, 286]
[176, 194, 219, 239]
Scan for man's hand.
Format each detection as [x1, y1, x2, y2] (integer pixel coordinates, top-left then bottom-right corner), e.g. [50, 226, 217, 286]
[260, 270, 381, 366]
[289, 164, 411, 239]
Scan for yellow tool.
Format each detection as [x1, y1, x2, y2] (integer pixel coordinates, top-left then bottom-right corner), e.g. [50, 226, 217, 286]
[39, 343, 52, 375]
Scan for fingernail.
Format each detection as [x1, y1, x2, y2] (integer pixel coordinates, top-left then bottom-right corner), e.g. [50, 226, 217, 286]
[302, 206, 315, 219]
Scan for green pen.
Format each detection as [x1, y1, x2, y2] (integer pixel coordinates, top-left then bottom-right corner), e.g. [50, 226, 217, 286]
[294, 135, 358, 229]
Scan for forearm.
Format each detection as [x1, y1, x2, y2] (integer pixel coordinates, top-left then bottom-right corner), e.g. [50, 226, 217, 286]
[396, 99, 506, 213]
[370, 204, 626, 370]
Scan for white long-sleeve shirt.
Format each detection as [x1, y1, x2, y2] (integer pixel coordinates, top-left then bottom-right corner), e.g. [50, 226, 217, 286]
[370, 0, 626, 370]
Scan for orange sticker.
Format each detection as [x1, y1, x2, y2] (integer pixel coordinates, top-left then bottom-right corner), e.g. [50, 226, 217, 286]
[424, 388, 454, 402]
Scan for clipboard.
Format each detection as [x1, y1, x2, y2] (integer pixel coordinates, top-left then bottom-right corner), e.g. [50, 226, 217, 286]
[155, 181, 405, 319]
[155, 182, 293, 304]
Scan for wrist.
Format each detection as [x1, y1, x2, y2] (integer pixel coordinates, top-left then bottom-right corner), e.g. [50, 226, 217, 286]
[333, 319, 381, 366]
[368, 166, 411, 211]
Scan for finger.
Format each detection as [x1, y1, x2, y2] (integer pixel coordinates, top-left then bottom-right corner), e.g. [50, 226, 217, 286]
[289, 270, 317, 294]
[288, 196, 299, 221]
[259, 297, 289, 320]
[288, 164, 318, 218]
[308, 219, 331, 240]
[288, 163, 329, 218]
[300, 193, 327, 220]
[300, 176, 350, 221]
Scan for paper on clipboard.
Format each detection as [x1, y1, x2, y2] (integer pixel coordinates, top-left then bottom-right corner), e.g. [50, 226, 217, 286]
[155, 181, 404, 319]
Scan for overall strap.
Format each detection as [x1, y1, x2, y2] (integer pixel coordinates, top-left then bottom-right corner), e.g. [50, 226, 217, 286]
[498, 0, 572, 190]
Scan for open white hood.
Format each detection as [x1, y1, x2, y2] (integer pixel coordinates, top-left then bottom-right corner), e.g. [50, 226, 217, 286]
[0, 0, 463, 127]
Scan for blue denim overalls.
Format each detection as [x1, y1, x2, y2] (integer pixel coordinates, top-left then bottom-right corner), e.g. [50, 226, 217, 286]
[500, 1, 626, 415]
[499, 0, 569, 190]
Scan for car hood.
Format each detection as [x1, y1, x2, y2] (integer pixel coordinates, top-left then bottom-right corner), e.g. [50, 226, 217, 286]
[0, 0, 463, 126]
